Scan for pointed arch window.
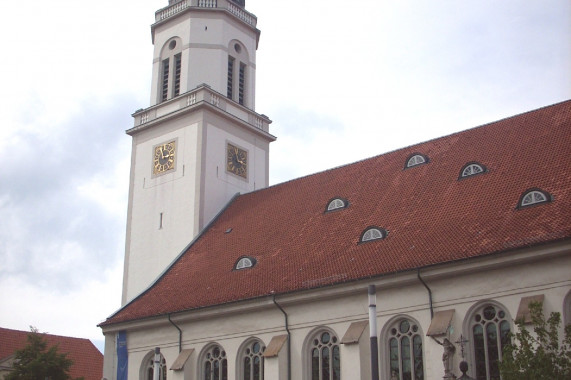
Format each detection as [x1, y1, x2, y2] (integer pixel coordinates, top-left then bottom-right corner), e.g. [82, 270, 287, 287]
[309, 330, 341, 380]
[459, 162, 487, 179]
[386, 318, 424, 380]
[241, 339, 265, 380]
[468, 303, 511, 380]
[359, 227, 387, 243]
[405, 153, 429, 169]
[326, 198, 348, 212]
[201, 344, 227, 380]
[235, 257, 256, 270]
[143, 352, 167, 380]
[517, 188, 551, 209]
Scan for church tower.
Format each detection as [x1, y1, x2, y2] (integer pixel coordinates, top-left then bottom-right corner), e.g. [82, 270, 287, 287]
[122, 0, 275, 304]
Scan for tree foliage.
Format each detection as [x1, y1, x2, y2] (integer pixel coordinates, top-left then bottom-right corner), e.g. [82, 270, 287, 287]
[500, 302, 571, 380]
[6, 328, 81, 380]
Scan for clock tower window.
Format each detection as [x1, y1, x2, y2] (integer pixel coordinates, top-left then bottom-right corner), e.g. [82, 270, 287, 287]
[226, 41, 249, 106]
[159, 38, 183, 103]
[227, 56, 235, 99]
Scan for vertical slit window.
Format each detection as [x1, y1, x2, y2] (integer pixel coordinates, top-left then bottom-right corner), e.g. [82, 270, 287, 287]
[227, 56, 235, 99]
[161, 58, 170, 102]
[173, 53, 181, 97]
[239, 62, 246, 105]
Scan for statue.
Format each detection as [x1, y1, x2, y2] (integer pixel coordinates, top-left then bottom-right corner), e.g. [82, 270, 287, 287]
[436, 338, 456, 378]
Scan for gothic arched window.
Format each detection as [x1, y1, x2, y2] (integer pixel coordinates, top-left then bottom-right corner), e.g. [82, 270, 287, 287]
[386, 318, 424, 380]
[240, 339, 265, 380]
[468, 303, 511, 380]
[143, 351, 167, 380]
[309, 330, 341, 380]
[201, 344, 227, 380]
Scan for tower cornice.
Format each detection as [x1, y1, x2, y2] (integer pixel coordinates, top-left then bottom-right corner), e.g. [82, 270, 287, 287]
[129, 84, 274, 141]
[151, 0, 260, 45]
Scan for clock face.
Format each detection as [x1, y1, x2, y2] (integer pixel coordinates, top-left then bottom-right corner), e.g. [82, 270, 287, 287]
[226, 143, 248, 178]
[153, 141, 176, 175]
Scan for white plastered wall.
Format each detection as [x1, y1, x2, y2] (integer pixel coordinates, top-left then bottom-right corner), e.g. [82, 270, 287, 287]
[107, 244, 571, 380]
[123, 118, 201, 304]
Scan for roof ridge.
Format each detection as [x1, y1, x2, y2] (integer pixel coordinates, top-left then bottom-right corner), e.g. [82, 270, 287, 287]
[251, 99, 571, 194]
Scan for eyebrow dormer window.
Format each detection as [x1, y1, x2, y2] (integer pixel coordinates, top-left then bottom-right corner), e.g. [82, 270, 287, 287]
[405, 153, 428, 169]
[235, 257, 256, 270]
[517, 188, 552, 209]
[326, 198, 348, 212]
[360, 227, 387, 243]
[459, 162, 487, 179]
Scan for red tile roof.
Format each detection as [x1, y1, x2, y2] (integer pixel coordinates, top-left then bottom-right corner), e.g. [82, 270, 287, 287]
[0, 327, 103, 380]
[101, 100, 571, 326]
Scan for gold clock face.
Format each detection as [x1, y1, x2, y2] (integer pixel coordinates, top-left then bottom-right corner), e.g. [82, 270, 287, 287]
[153, 141, 176, 175]
[226, 143, 247, 178]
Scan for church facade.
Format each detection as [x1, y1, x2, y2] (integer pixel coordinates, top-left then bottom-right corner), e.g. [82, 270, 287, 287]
[100, 1, 571, 380]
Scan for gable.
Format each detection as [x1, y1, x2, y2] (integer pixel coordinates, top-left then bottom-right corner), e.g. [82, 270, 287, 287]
[102, 100, 571, 326]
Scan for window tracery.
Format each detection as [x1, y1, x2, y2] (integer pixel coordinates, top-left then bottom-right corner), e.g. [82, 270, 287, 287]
[386, 318, 424, 380]
[468, 303, 511, 380]
[241, 339, 265, 380]
[309, 330, 341, 380]
[202, 344, 227, 380]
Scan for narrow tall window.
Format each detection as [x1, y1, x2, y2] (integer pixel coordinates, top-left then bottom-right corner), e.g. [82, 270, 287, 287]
[239, 62, 246, 105]
[242, 340, 265, 380]
[173, 53, 182, 97]
[469, 304, 510, 380]
[227, 56, 235, 99]
[310, 331, 340, 380]
[387, 318, 424, 380]
[161, 59, 170, 102]
[158, 38, 182, 103]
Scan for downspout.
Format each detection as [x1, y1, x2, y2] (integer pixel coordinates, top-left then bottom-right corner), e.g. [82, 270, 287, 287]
[273, 295, 291, 380]
[417, 268, 434, 319]
[418, 269, 442, 344]
[168, 314, 182, 353]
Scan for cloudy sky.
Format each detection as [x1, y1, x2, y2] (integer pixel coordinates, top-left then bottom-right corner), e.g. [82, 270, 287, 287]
[0, 0, 569, 351]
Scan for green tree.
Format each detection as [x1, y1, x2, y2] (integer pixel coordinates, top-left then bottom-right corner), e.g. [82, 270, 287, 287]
[500, 302, 571, 380]
[6, 328, 81, 380]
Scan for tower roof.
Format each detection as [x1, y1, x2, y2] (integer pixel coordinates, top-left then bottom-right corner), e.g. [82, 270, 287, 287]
[101, 100, 571, 327]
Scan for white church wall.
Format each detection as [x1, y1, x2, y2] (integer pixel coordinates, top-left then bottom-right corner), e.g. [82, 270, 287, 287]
[106, 243, 570, 380]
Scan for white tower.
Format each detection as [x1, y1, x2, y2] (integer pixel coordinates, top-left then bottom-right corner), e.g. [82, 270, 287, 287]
[122, 0, 275, 304]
